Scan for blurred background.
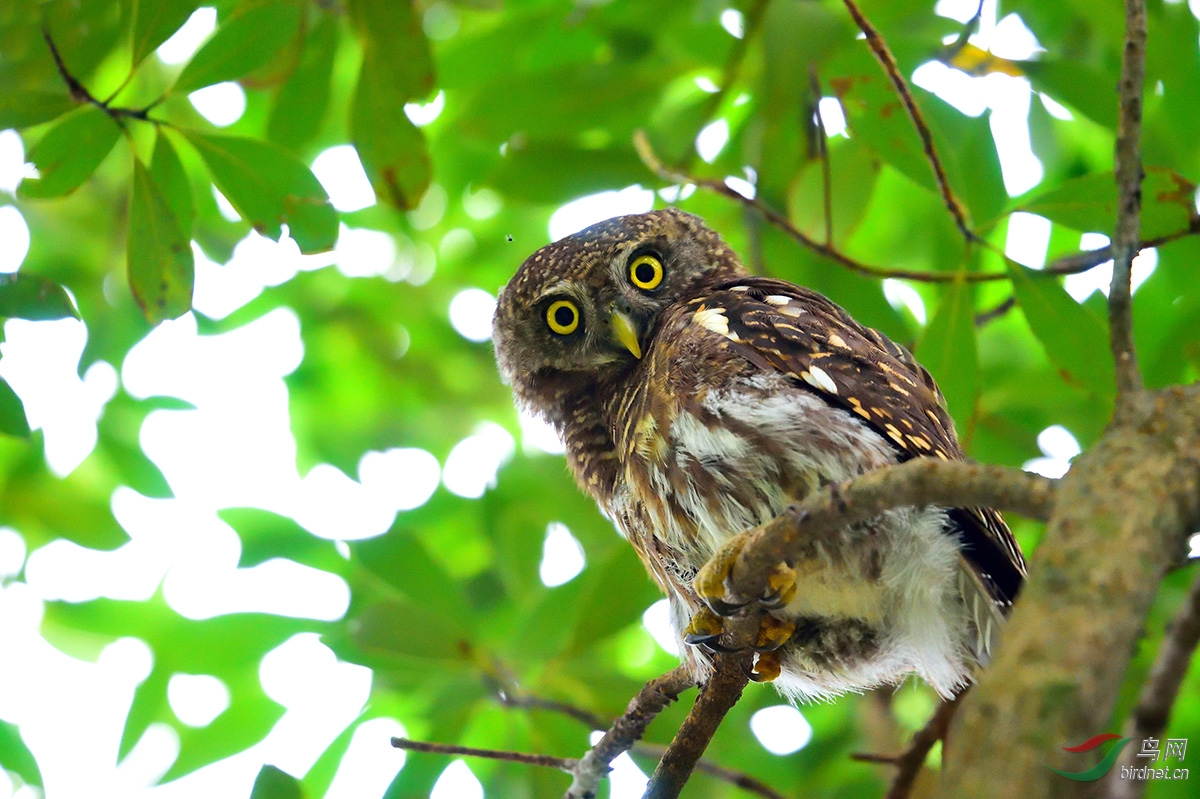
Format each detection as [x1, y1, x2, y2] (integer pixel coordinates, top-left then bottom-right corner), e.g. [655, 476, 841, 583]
[1, 0, 1199, 796]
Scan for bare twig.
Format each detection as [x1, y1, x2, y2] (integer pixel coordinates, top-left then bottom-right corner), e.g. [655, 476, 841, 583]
[635, 743, 788, 799]
[1108, 567, 1200, 799]
[714, 460, 1055, 607]
[637, 131, 1192, 286]
[497, 689, 608, 731]
[809, 67, 834, 245]
[683, 0, 768, 170]
[852, 694, 964, 799]
[495, 680, 784, 799]
[643, 651, 752, 799]
[1109, 0, 1148, 399]
[974, 295, 1015, 327]
[567, 666, 696, 799]
[840, 0, 977, 244]
[391, 737, 574, 771]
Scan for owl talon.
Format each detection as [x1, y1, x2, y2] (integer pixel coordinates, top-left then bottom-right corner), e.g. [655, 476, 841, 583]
[759, 562, 798, 611]
[694, 533, 755, 616]
[753, 614, 796, 652]
[746, 651, 783, 682]
[683, 606, 725, 646]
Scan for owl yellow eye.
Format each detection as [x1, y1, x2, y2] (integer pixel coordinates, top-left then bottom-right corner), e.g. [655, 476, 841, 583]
[629, 254, 664, 291]
[546, 299, 580, 335]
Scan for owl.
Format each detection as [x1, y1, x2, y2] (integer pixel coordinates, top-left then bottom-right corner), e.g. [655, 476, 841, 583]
[492, 208, 1026, 701]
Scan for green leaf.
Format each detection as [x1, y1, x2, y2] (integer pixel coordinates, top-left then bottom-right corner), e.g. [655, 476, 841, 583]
[916, 278, 979, 434]
[1023, 59, 1119, 130]
[351, 59, 431, 210]
[346, 0, 434, 209]
[0, 719, 41, 787]
[1020, 167, 1199, 240]
[181, 131, 338, 253]
[347, 0, 434, 101]
[0, 91, 77, 129]
[172, 1, 303, 94]
[128, 159, 194, 323]
[218, 507, 345, 573]
[1007, 263, 1115, 401]
[151, 131, 195, 237]
[250, 765, 305, 799]
[0, 376, 30, 439]
[18, 107, 121, 198]
[132, 0, 201, 68]
[0, 273, 79, 320]
[267, 13, 339, 151]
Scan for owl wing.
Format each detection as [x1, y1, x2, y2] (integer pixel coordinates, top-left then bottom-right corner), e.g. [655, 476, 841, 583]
[686, 277, 1026, 612]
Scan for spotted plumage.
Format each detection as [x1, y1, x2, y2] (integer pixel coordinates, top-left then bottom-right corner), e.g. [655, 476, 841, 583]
[492, 209, 1026, 701]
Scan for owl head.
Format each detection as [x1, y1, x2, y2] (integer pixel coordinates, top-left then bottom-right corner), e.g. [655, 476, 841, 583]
[492, 209, 745, 423]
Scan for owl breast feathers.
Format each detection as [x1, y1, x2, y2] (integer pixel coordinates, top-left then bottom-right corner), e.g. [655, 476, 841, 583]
[492, 208, 1025, 701]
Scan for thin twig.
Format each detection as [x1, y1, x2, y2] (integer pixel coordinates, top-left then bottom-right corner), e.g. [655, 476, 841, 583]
[941, 0, 987, 61]
[390, 737, 575, 771]
[810, 67, 834, 245]
[636, 131, 1193, 286]
[497, 689, 608, 731]
[1108, 568, 1200, 799]
[42, 28, 157, 124]
[643, 651, 752, 799]
[635, 743, 788, 799]
[851, 694, 964, 799]
[567, 666, 696, 799]
[975, 295, 1016, 327]
[840, 0, 977, 244]
[1109, 0, 1148, 399]
[495, 681, 784, 799]
[683, 0, 768, 170]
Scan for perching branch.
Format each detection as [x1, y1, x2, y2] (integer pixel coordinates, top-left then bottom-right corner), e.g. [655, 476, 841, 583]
[1109, 0, 1148, 399]
[643, 651, 752, 799]
[840, 0, 977, 245]
[636, 742, 789, 799]
[567, 666, 696, 799]
[710, 459, 1056, 607]
[852, 694, 964, 799]
[1109, 567, 1200, 799]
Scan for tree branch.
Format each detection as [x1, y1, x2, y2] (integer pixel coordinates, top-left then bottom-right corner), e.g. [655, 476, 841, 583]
[709, 460, 1055, 607]
[853, 694, 964, 799]
[809, 67, 834, 245]
[1109, 0, 1148, 399]
[635, 742, 788, 799]
[840, 0, 977, 245]
[1108, 567, 1200, 799]
[643, 651, 752, 799]
[567, 666, 695, 799]
[942, 385, 1200, 798]
[493, 676, 784, 799]
[390, 737, 574, 771]
[635, 131, 1192, 287]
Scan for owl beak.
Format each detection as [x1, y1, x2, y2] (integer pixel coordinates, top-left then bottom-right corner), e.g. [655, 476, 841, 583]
[610, 310, 643, 360]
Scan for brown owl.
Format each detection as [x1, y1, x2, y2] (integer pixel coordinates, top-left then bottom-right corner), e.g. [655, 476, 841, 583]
[492, 208, 1025, 701]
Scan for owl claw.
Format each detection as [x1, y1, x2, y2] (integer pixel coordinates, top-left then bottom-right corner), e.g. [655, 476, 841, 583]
[753, 615, 796, 652]
[746, 651, 783, 682]
[683, 606, 724, 646]
[694, 531, 798, 616]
